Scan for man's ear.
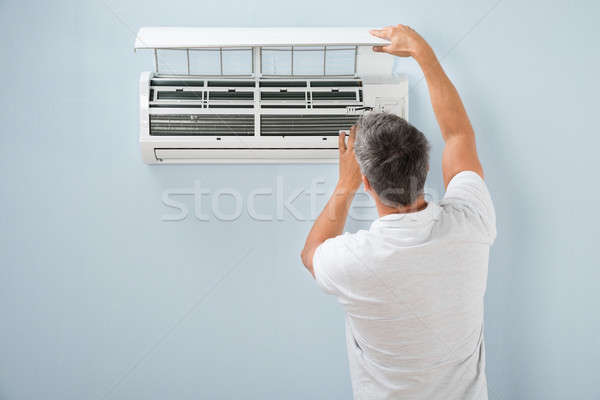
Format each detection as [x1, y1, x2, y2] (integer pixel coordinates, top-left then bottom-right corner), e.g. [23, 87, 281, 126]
[362, 175, 372, 192]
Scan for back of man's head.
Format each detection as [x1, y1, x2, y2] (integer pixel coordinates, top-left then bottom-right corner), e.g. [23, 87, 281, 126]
[354, 113, 430, 207]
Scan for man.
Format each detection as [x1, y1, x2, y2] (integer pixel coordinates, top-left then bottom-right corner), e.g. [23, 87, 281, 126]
[301, 25, 496, 400]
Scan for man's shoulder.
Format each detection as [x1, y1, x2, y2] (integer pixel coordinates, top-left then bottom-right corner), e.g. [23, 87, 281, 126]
[437, 171, 497, 244]
[313, 230, 373, 295]
[319, 230, 372, 261]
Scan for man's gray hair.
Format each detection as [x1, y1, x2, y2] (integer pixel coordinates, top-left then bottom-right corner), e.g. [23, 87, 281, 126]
[354, 112, 430, 207]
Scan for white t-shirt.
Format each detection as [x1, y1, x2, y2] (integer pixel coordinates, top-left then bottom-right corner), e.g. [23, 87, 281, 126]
[313, 171, 496, 400]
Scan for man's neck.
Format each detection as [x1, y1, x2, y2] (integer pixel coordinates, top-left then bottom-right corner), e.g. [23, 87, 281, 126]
[376, 195, 428, 218]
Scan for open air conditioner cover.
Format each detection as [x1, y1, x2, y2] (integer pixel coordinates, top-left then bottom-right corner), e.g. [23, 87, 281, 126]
[134, 27, 390, 49]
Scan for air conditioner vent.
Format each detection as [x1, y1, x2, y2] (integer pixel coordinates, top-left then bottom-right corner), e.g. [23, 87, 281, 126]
[157, 91, 203, 100]
[208, 91, 254, 100]
[312, 91, 357, 101]
[260, 105, 308, 109]
[150, 114, 254, 136]
[259, 81, 307, 87]
[151, 79, 205, 87]
[260, 92, 306, 100]
[260, 114, 359, 136]
[207, 80, 255, 87]
[208, 104, 254, 108]
[310, 80, 362, 87]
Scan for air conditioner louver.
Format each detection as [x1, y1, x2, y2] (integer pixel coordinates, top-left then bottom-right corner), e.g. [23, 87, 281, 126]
[150, 79, 205, 87]
[310, 80, 362, 87]
[259, 81, 307, 87]
[157, 91, 203, 100]
[311, 91, 357, 101]
[208, 91, 254, 100]
[260, 92, 306, 100]
[260, 115, 359, 136]
[207, 80, 255, 87]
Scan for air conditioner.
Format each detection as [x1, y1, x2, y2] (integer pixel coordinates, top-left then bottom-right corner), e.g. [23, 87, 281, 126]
[135, 27, 408, 164]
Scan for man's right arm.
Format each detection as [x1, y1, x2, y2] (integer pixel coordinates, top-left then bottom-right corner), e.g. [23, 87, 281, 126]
[370, 25, 483, 188]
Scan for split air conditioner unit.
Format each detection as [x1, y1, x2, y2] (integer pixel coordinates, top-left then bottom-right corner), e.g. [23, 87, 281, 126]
[135, 27, 408, 164]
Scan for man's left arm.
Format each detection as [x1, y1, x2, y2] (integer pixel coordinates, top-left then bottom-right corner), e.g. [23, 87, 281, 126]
[300, 126, 362, 277]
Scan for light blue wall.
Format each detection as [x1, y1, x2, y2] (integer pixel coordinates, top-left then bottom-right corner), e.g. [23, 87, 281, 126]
[1, 0, 599, 399]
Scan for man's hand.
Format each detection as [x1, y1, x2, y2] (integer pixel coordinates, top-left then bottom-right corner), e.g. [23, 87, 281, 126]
[369, 25, 429, 59]
[338, 126, 362, 192]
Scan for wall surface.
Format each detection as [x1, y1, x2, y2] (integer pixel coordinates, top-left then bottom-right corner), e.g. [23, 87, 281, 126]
[1, 1, 599, 399]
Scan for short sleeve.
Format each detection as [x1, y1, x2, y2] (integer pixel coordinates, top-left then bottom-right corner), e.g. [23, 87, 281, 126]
[313, 234, 353, 296]
[440, 171, 497, 243]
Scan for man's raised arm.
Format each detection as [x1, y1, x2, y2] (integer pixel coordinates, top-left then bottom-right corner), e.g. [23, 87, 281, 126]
[300, 127, 362, 277]
[370, 25, 483, 187]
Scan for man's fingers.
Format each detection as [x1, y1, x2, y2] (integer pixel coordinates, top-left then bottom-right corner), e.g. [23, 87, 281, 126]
[372, 45, 392, 53]
[338, 132, 346, 152]
[369, 27, 391, 39]
[348, 126, 356, 149]
[371, 26, 394, 54]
